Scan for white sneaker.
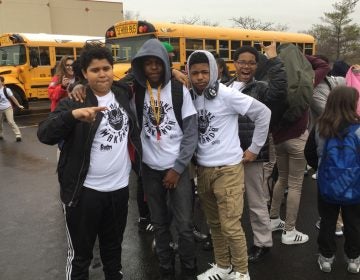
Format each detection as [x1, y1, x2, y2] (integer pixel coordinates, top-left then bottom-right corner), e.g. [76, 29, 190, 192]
[270, 218, 285, 232]
[346, 255, 360, 274]
[197, 264, 234, 280]
[232, 271, 250, 280]
[281, 229, 309, 245]
[312, 173, 317, 180]
[318, 254, 334, 272]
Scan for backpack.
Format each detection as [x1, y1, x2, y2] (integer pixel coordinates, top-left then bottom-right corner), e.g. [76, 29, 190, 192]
[318, 124, 360, 205]
[277, 43, 314, 125]
[134, 78, 184, 131]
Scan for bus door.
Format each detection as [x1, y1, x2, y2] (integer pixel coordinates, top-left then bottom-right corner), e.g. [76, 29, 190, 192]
[28, 46, 52, 99]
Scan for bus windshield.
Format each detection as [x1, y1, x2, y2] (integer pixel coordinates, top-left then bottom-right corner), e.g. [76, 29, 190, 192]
[106, 34, 155, 63]
[0, 45, 26, 66]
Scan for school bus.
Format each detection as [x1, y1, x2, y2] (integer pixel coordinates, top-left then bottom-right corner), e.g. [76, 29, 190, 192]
[0, 33, 102, 108]
[105, 20, 316, 78]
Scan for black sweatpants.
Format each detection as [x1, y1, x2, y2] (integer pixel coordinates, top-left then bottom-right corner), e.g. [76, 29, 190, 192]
[64, 186, 129, 280]
[318, 192, 360, 259]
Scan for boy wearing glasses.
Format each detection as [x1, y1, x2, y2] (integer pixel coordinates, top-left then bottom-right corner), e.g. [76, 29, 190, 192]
[227, 43, 287, 262]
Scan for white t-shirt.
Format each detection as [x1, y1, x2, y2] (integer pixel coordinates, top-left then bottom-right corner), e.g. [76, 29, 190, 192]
[229, 80, 246, 92]
[194, 83, 253, 167]
[141, 82, 196, 170]
[84, 91, 131, 192]
[0, 87, 13, 111]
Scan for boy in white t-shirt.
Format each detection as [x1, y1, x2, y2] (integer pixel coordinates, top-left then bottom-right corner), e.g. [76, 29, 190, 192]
[187, 51, 271, 280]
[0, 76, 24, 141]
[131, 39, 198, 280]
[38, 44, 142, 280]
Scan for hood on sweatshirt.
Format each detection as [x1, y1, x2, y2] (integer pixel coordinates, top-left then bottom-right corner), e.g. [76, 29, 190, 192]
[131, 39, 171, 88]
[187, 50, 218, 96]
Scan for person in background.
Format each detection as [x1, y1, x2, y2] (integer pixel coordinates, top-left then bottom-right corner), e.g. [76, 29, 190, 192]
[304, 86, 360, 274]
[0, 76, 24, 142]
[48, 55, 75, 111]
[216, 57, 231, 84]
[227, 42, 287, 263]
[37, 43, 142, 280]
[345, 64, 360, 116]
[269, 43, 313, 246]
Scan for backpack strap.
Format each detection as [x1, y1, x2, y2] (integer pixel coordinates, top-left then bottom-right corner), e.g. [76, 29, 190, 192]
[3, 87, 10, 100]
[171, 79, 183, 131]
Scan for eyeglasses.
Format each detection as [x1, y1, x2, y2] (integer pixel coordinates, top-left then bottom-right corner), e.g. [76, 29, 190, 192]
[235, 60, 257, 67]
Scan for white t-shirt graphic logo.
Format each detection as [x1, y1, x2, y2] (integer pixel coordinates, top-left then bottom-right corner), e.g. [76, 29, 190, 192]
[143, 100, 176, 138]
[99, 103, 129, 144]
[198, 109, 219, 144]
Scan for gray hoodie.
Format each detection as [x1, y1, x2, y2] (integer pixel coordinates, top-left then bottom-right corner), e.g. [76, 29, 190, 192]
[187, 50, 218, 95]
[131, 39, 171, 88]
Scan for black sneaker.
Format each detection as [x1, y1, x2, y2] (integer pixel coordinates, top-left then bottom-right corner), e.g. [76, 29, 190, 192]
[16, 137, 22, 142]
[0, 136, 3, 140]
[138, 217, 154, 233]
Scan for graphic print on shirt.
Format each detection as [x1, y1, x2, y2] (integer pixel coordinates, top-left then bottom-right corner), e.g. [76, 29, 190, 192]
[198, 108, 219, 144]
[98, 102, 129, 149]
[143, 100, 176, 138]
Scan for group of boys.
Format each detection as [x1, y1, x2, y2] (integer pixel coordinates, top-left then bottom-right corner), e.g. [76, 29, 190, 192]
[38, 38, 287, 280]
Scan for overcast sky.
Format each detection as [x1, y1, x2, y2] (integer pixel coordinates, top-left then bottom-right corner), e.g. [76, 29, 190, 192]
[104, 0, 360, 32]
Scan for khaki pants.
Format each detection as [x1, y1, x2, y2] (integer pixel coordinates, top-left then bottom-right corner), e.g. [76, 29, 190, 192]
[0, 107, 21, 139]
[197, 163, 248, 273]
[270, 131, 308, 231]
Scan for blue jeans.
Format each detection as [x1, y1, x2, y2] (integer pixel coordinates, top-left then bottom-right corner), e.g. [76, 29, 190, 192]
[142, 163, 196, 272]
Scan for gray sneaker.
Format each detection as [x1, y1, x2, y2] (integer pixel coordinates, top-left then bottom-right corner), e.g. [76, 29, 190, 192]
[318, 254, 334, 273]
[346, 255, 360, 274]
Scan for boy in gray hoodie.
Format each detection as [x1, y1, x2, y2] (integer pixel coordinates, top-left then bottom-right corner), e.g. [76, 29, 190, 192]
[131, 39, 198, 280]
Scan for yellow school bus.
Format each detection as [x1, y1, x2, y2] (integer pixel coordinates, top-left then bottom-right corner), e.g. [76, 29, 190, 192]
[0, 33, 102, 108]
[105, 20, 316, 78]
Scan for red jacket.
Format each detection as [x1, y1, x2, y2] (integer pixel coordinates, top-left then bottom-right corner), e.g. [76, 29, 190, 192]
[48, 76, 68, 112]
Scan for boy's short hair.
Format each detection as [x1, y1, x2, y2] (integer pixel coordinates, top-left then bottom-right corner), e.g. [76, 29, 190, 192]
[0, 76, 4, 83]
[233, 46, 259, 62]
[79, 42, 113, 71]
[188, 52, 209, 69]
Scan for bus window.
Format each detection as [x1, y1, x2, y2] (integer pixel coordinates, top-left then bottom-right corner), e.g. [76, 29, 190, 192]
[304, 43, 313, 55]
[205, 39, 216, 53]
[39, 47, 50, 65]
[186, 39, 203, 59]
[253, 41, 262, 51]
[55, 47, 74, 61]
[231, 41, 241, 60]
[242, 41, 252, 46]
[159, 37, 181, 63]
[29, 47, 40, 66]
[219, 40, 229, 59]
[75, 48, 83, 59]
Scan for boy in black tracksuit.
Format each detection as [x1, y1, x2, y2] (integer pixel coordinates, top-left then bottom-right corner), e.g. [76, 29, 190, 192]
[37, 44, 141, 280]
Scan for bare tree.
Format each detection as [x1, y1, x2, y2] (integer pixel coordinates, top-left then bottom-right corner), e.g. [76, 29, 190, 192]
[307, 0, 360, 63]
[178, 16, 219, 26]
[230, 16, 288, 31]
[124, 10, 140, 20]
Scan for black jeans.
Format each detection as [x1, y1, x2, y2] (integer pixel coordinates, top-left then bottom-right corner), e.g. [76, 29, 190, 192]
[142, 163, 196, 272]
[64, 187, 129, 280]
[136, 176, 150, 219]
[317, 192, 360, 259]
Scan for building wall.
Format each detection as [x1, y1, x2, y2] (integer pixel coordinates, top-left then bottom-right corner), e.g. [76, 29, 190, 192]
[0, 0, 123, 36]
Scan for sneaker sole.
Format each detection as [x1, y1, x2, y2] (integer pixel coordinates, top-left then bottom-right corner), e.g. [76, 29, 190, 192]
[281, 237, 309, 245]
[348, 266, 360, 274]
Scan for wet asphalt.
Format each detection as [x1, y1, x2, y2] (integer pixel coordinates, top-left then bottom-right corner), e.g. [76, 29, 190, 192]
[0, 104, 358, 280]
